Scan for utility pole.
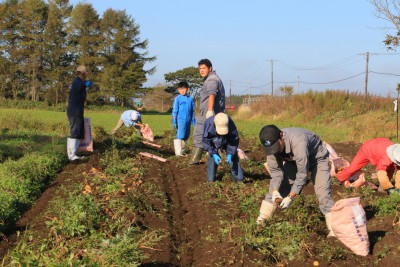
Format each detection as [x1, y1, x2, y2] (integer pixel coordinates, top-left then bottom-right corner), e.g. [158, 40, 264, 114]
[229, 80, 232, 106]
[270, 60, 274, 96]
[297, 76, 300, 93]
[364, 52, 369, 98]
[248, 81, 251, 102]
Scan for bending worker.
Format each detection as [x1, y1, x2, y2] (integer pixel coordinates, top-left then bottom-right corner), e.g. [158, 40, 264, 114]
[337, 138, 400, 194]
[257, 125, 335, 237]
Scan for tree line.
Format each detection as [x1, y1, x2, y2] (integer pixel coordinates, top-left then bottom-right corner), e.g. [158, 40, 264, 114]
[0, 0, 155, 106]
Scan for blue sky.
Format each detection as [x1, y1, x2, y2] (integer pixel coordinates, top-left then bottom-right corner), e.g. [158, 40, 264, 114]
[70, 0, 400, 97]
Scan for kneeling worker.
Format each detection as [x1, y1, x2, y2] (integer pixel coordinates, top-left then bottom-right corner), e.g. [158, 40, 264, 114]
[203, 113, 243, 182]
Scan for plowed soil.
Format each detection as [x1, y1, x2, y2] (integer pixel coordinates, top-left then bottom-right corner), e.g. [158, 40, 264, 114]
[1, 138, 400, 266]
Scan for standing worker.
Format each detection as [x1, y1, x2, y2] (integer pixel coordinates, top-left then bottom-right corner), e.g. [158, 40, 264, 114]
[190, 59, 226, 164]
[171, 81, 196, 156]
[203, 113, 243, 182]
[337, 138, 400, 194]
[67, 65, 92, 161]
[256, 125, 335, 237]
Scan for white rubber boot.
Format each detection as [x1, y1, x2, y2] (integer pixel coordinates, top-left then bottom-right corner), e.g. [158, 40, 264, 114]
[174, 139, 182, 156]
[256, 200, 276, 226]
[181, 140, 186, 155]
[325, 212, 336, 238]
[67, 138, 81, 161]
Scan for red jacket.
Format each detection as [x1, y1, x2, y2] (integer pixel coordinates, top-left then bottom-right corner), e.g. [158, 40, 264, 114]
[337, 138, 399, 182]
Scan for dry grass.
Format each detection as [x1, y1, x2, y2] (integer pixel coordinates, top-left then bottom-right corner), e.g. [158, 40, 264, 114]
[244, 90, 397, 142]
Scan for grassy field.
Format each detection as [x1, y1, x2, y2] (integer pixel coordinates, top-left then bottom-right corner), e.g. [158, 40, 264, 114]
[0, 108, 353, 142]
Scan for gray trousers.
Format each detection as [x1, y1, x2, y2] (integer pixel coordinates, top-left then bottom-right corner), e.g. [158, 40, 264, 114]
[265, 158, 334, 215]
[193, 110, 206, 148]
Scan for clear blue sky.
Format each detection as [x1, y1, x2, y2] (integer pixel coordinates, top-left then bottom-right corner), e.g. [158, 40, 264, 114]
[71, 0, 400, 97]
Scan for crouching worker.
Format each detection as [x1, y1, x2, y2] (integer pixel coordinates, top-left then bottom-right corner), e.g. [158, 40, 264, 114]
[203, 113, 243, 182]
[111, 110, 144, 135]
[337, 138, 400, 194]
[172, 81, 196, 156]
[256, 125, 335, 237]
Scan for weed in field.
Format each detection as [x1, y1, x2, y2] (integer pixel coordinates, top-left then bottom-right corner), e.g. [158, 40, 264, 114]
[370, 193, 400, 216]
[47, 188, 103, 238]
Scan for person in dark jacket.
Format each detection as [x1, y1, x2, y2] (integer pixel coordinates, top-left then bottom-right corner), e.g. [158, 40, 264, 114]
[203, 112, 243, 182]
[67, 65, 91, 161]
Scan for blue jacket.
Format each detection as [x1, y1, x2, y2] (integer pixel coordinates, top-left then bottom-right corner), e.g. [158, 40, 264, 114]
[172, 94, 195, 140]
[121, 110, 142, 127]
[202, 115, 239, 156]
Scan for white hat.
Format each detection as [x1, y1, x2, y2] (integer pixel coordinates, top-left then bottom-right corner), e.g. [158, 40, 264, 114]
[214, 113, 229, 135]
[131, 111, 139, 121]
[76, 65, 88, 73]
[386, 144, 400, 166]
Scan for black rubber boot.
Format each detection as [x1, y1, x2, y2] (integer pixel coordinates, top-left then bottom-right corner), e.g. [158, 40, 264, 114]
[189, 147, 203, 165]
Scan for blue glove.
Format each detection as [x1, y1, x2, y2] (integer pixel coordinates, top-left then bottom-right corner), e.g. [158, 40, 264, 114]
[279, 196, 293, 209]
[226, 154, 233, 164]
[212, 154, 221, 165]
[85, 81, 93, 87]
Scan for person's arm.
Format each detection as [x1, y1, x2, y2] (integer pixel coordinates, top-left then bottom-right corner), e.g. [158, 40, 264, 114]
[202, 120, 218, 155]
[207, 94, 215, 111]
[290, 139, 311, 196]
[226, 120, 239, 156]
[172, 97, 179, 125]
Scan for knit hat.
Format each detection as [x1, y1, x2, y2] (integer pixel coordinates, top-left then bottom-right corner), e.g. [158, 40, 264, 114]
[214, 113, 229, 135]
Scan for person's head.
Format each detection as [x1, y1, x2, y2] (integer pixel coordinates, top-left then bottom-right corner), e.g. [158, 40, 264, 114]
[177, 81, 189, 96]
[214, 112, 229, 135]
[198, 59, 213, 78]
[259, 125, 284, 155]
[76, 65, 88, 79]
[386, 144, 400, 166]
[131, 110, 140, 121]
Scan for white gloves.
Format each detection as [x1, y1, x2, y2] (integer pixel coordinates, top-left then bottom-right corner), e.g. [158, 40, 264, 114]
[206, 110, 215, 119]
[280, 196, 293, 209]
[272, 190, 282, 203]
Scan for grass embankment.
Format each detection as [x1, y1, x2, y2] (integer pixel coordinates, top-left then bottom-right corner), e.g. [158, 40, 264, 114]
[0, 113, 67, 233]
[236, 90, 397, 143]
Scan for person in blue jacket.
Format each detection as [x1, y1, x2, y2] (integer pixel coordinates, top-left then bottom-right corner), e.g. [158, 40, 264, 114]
[203, 112, 243, 182]
[171, 81, 196, 156]
[111, 110, 144, 135]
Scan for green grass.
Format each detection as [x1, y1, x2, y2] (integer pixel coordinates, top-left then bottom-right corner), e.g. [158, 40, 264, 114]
[0, 108, 352, 142]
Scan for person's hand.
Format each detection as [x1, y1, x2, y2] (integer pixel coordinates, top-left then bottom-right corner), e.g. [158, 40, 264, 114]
[172, 123, 177, 129]
[272, 190, 283, 203]
[192, 117, 196, 126]
[212, 154, 221, 165]
[226, 154, 233, 164]
[85, 80, 93, 87]
[279, 196, 293, 209]
[206, 110, 214, 119]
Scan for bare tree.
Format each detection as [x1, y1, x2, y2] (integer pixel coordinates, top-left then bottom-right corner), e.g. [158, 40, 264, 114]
[371, 0, 400, 50]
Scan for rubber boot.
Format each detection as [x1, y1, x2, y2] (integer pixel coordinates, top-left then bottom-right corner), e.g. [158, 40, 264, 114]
[67, 138, 81, 161]
[181, 140, 186, 155]
[325, 212, 336, 238]
[189, 147, 203, 165]
[174, 139, 182, 156]
[256, 200, 276, 226]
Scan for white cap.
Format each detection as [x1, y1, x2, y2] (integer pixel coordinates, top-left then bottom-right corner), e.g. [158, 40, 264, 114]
[214, 113, 229, 135]
[131, 111, 139, 121]
[387, 144, 400, 166]
[76, 65, 88, 73]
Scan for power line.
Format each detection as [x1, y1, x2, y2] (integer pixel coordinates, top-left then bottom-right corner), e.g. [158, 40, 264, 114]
[369, 70, 400, 77]
[300, 72, 365, 85]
